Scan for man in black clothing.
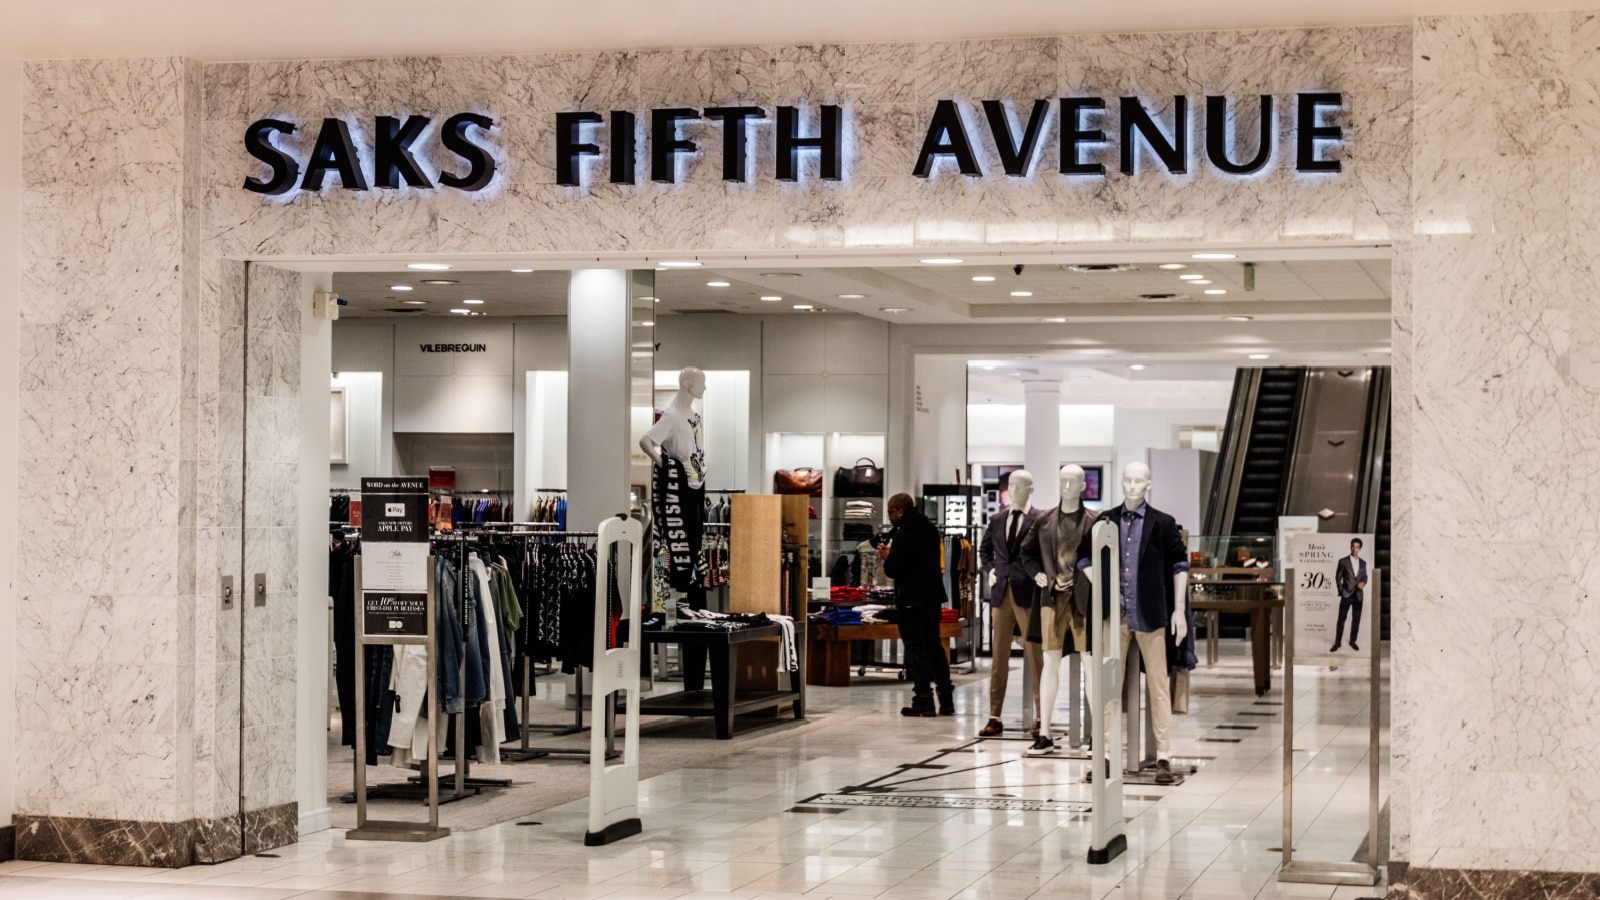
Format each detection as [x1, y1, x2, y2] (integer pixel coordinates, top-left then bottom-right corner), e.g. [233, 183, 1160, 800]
[880, 493, 954, 717]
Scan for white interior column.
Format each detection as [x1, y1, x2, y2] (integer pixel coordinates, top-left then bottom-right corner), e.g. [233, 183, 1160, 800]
[1023, 377, 1062, 509]
[567, 270, 632, 533]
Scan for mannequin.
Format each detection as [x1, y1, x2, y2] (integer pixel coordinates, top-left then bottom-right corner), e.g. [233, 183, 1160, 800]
[1018, 464, 1098, 756]
[641, 367, 708, 604]
[978, 470, 1043, 738]
[1079, 461, 1190, 783]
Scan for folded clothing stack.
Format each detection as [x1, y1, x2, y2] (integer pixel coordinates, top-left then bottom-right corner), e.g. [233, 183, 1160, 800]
[823, 608, 864, 626]
[829, 586, 868, 604]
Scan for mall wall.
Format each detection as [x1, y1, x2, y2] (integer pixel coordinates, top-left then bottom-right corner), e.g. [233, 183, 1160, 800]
[0, 53, 19, 848]
[1388, 10, 1600, 892]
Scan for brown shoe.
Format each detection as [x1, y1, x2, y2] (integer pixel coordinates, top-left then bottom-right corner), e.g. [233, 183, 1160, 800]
[1154, 759, 1176, 785]
[978, 718, 1004, 737]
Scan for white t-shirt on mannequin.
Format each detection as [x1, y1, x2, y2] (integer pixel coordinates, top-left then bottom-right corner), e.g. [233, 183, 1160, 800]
[645, 410, 705, 488]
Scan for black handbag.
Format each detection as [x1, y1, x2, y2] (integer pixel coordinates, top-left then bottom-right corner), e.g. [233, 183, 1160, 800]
[833, 458, 884, 498]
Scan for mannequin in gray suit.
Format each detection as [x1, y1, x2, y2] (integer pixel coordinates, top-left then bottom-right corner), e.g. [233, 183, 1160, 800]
[1331, 537, 1368, 652]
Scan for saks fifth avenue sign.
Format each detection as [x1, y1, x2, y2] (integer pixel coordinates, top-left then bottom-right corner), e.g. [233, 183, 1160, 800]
[242, 93, 1343, 196]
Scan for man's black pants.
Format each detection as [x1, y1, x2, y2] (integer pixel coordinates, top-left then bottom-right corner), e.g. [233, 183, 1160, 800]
[897, 603, 952, 697]
[1335, 594, 1363, 644]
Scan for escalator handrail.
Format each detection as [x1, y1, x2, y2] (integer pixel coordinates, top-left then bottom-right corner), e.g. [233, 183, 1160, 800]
[1206, 368, 1263, 536]
[1355, 367, 1391, 535]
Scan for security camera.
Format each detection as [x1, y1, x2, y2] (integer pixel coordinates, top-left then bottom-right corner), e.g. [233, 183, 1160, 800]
[1013, 264, 1025, 276]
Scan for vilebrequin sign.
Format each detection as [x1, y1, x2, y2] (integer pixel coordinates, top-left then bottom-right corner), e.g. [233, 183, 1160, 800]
[241, 93, 1344, 197]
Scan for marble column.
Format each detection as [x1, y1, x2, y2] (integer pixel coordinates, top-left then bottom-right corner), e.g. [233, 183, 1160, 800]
[1022, 377, 1062, 510]
[0, 54, 20, 857]
[1394, 9, 1600, 892]
[12, 57, 295, 867]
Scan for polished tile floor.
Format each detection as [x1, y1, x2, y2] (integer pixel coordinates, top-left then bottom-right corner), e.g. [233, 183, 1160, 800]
[0, 645, 1389, 900]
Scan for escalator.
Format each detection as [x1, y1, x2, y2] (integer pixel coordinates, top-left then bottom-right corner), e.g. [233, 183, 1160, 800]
[1206, 366, 1392, 637]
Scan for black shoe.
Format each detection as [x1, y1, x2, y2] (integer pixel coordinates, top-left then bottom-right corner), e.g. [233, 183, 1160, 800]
[901, 696, 937, 717]
[1024, 734, 1057, 757]
[936, 688, 955, 716]
[1330, 642, 1341, 653]
[1154, 758, 1176, 785]
[1351, 641, 1360, 652]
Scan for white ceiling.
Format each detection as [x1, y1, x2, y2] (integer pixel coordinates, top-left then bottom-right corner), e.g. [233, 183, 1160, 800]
[0, 0, 1576, 62]
[333, 257, 1390, 323]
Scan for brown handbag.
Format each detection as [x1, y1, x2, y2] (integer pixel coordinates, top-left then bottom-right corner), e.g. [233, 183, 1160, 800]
[774, 468, 823, 497]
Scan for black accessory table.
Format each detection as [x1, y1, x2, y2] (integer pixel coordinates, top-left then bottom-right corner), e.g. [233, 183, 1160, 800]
[639, 624, 805, 739]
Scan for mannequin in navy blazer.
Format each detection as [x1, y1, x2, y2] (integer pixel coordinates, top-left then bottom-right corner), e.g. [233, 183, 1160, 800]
[982, 504, 1040, 609]
[978, 470, 1043, 732]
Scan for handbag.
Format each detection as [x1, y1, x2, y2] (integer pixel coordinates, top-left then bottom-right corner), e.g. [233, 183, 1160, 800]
[774, 467, 823, 497]
[833, 458, 884, 498]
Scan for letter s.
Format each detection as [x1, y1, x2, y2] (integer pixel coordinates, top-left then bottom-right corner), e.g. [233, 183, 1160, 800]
[243, 119, 299, 195]
[439, 113, 497, 191]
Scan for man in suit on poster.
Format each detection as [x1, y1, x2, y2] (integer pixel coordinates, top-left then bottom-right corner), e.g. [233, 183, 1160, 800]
[1331, 538, 1368, 653]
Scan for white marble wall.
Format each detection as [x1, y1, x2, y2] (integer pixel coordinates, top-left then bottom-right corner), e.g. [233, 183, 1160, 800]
[202, 26, 1409, 260]
[1400, 9, 1600, 874]
[16, 57, 201, 826]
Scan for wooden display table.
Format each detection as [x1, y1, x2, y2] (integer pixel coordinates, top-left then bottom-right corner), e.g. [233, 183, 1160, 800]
[639, 624, 804, 739]
[1190, 589, 1284, 696]
[806, 619, 964, 687]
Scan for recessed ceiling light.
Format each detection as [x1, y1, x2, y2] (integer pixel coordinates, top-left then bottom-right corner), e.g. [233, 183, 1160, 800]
[1129, 364, 1148, 370]
[972, 275, 996, 282]
[1192, 253, 1237, 261]
[1010, 291, 1033, 297]
[450, 308, 471, 314]
[793, 304, 814, 310]
[389, 284, 413, 292]
[707, 281, 730, 287]
[837, 293, 867, 299]
[1204, 289, 1227, 295]
[760, 272, 803, 278]
[510, 268, 534, 273]
[1248, 353, 1270, 359]
[463, 298, 484, 304]
[420, 279, 458, 285]
[879, 307, 909, 313]
[1158, 264, 1188, 270]
[1043, 317, 1066, 323]
[760, 295, 782, 301]
[658, 260, 701, 268]
[1179, 274, 1205, 281]
[1191, 280, 1212, 285]
[408, 262, 452, 271]
[1224, 315, 1254, 321]
[921, 257, 964, 265]
[641, 321, 655, 327]
[401, 299, 427, 306]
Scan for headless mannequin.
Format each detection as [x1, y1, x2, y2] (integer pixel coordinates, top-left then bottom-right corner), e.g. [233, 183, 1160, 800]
[1088, 462, 1188, 765]
[1032, 464, 1087, 743]
[639, 366, 706, 472]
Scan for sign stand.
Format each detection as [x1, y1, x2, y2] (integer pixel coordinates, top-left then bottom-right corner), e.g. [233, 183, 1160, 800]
[1087, 519, 1126, 865]
[348, 478, 448, 843]
[585, 515, 645, 846]
[1279, 531, 1381, 887]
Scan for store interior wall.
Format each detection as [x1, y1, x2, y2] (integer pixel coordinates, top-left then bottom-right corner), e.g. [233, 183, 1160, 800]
[0, 52, 19, 839]
[912, 356, 969, 490]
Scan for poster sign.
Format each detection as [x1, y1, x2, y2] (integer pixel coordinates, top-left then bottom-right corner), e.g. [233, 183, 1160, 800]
[1290, 532, 1374, 661]
[360, 477, 430, 641]
[363, 592, 429, 638]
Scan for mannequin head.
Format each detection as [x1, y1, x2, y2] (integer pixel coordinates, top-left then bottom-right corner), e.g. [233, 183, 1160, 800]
[1059, 464, 1086, 512]
[678, 366, 706, 400]
[1121, 461, 1151, 510]
[1007, 470, 1035, 511]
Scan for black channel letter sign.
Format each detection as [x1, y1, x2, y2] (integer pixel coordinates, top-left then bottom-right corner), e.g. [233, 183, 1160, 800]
[244, 113, 499, 196]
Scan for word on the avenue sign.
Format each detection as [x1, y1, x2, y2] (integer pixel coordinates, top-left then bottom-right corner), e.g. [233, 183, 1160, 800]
[556, 105, 843, 186]
[243, 114, 498, 195]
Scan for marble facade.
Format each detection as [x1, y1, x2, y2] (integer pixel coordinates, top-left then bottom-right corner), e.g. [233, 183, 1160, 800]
[10, 10, 1600, 892]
